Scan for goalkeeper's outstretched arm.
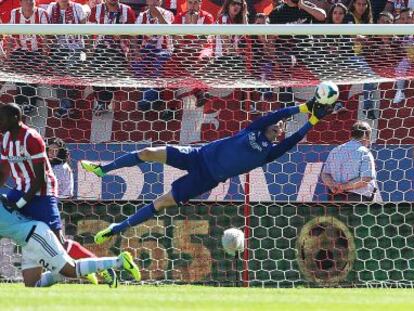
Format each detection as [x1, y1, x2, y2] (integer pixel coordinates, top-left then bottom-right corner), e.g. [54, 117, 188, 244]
[266, 102, 329, 162]
[246, 100, 314, 131]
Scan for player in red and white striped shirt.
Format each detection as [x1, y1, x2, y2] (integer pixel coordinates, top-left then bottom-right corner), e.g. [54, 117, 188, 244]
[0, 103, 59, 227]
[0, 103, 114, 286]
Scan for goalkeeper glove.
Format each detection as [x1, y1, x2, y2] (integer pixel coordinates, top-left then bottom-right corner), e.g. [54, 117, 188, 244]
[309, 102, 334, 125]
[299, 97, 317, 114]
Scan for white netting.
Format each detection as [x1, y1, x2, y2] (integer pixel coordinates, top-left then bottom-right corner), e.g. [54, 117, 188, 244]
[0, 25, 414, 287]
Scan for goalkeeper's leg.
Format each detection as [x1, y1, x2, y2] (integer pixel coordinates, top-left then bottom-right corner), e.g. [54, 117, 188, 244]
[81, 145, 198, 177]
[81, 146, 167, 177]
[95, 163, 218, 244]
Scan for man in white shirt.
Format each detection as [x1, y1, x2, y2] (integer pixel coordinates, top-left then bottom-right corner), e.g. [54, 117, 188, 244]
[321, 121, 378, 202]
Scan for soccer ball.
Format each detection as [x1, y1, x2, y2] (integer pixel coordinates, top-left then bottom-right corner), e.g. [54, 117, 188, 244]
[315, 81, 339, 105]
[221, 228, 244, 256]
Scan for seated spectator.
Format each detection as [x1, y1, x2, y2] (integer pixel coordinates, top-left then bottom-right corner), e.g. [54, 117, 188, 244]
[269, 0, 327, 24]
[394, 6, 414, 22]
[215, 0, 249, 56]
[377, 10, 395, 23]
[47, 138, 74, 199]
[385, 0, 414, 16]
[165, 0, 214, 111]
[269, 1, 325, 106]
[5, 0, 49, 115]
[347, 0, 374, 23]
[133, 0, 174, 77]
[326, 2, 350, 23]
[47, 0, 87, 118]
[88, 0, 135, 115]
[133, 0, 174, 115]
[252, 13, 274, 81]
[173, 0, 214, 66]
[371, 0, 388, 21]
[347, 0, 379, 119]
[321, 121, 378, 202]
[212, 0, 250, 79]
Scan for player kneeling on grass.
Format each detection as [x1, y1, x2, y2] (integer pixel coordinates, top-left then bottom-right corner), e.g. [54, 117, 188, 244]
[81, 83, 338, 244]
[0, 196, 141, 287]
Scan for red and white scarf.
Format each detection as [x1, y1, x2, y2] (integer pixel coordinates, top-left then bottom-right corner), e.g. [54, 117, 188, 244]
[51, 2, 76, 24]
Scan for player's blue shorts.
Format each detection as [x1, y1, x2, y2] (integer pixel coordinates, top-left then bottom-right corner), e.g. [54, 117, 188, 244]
[166, 145, 219, 205]
[7, 189, 62, 231]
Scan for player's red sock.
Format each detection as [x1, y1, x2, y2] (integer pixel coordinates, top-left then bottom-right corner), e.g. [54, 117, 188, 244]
[65, 239, 96, 259]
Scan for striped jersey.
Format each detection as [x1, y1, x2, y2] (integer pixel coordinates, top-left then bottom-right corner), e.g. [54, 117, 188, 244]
[0, 124, 57, 197]
[136, 7, 174, 51]
[88, 3, 135, 52]
[9, 7, 49, 52]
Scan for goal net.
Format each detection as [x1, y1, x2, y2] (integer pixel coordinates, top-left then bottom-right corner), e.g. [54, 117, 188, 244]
[0, 24, 414, 287]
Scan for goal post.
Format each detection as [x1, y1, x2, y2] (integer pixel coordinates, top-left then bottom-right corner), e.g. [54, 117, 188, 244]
[0, 25, 414, 287]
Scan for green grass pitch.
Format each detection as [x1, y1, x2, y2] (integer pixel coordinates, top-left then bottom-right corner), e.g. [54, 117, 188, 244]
[1, 284, 414, 311]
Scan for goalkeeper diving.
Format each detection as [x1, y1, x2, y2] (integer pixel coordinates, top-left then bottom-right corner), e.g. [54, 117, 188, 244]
[81, 83, 337, 244]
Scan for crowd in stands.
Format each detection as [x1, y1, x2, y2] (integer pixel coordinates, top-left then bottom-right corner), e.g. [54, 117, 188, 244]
[0, 0, 413, 118]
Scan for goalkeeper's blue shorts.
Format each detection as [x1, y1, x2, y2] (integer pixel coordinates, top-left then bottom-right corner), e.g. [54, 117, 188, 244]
[7, 189, 62, 231]
[166, 146, 218, 205]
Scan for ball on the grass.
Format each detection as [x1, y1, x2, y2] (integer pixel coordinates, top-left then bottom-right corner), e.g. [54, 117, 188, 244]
[315, 81, 339, 105]
[222, 228, 244, 256]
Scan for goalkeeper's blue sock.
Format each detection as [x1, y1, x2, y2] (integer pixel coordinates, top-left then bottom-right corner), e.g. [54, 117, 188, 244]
[76, 257, 121, 277]
[111, 203, 157, 234]
[35, 271, 64, 287]
[101, 152, 144, 173]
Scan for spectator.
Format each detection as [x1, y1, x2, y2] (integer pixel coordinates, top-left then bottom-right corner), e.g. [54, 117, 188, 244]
[371, 0, 388, 21]
[269, 0, 327, 24]
[385, 0, 414, 16]
[252, 13, 274, 81]
[163, 0, 178, 15]
[167, 0, 214, 111]
[133, 0, 174, 115]
[215, 0, 249, 57]
[47, 0, 87, 118]
[393, 9, 414, 104]
[347, 0, 373, 23]
[377, 10, 395, 23]
[88, 0, 135, 115]
[207, 0, 250, 82]
[6, 0, 49, 115]
[321, 121, 378, 202]
[174, 0, 214, 24]
[348, 0, 378, 119]
[394, 6, 414, 22]
[47, 138, 74, 198]
[269, 0, 326, 106]
[310, 0, 351, 13]
[133, 0, 174, 77]
[326, 2, 349, 23]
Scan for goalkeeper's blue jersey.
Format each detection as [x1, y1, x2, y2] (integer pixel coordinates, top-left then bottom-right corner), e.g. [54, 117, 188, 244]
[200, 106, 311, 182]
[0, 202, 37, 246]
